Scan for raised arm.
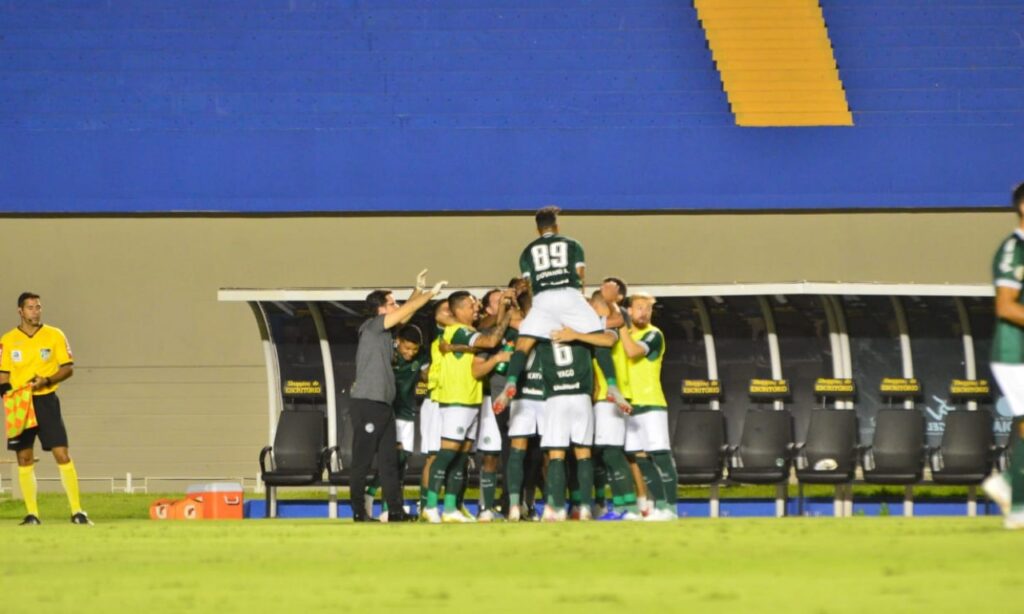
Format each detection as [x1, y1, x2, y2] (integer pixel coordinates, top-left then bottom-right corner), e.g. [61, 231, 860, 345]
[619, 326, 647, 359]
[996, 286, 1024, 327]
[383, 275, 447, 330]
[471, 309, 512, 350]
[605, 302, 626, 330]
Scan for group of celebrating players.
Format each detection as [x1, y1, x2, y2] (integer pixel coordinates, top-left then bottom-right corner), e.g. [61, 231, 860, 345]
[367, 207, 679, 522]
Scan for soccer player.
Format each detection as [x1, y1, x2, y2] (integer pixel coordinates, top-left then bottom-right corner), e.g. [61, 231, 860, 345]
[620, 293, 678, 521]
[373, 324, 427, 521]
[419, 300, 456, 516]
[505, 349, 545, 521]
[0, 292, 90, 525]
[492, 207, 629, 415]
[588, 293, 642, 521]
[600, 277, 651, 513]
[476, 287, 520, 521]
[535, 339, 597, 522]
[422, 291, 510, 523]
[984, 182, 1024, 528]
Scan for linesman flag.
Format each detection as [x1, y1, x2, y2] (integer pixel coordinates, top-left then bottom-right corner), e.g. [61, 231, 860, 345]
[4, 386, 36, 439]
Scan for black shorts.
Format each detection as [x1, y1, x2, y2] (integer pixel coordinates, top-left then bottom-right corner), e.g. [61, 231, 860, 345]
[7, 393, 69, 452]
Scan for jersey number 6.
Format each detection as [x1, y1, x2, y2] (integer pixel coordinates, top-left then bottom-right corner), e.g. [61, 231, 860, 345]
[552, 343, 574, 367]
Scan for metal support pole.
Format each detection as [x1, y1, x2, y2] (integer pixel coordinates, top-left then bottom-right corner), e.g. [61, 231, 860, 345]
[693, 298, 720, 411]
[250, 302, 283, 453]
[890, 297, 916, 410]
[954, 298, 978, 411]
[758, 297, 784, 411]
[308, 302, 339, 520]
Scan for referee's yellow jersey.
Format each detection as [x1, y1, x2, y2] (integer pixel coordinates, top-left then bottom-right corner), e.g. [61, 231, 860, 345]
[0, 325, 74, 395]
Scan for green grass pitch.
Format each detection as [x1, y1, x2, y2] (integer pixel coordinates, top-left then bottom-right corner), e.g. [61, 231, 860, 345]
[0, 493, 1016, 613]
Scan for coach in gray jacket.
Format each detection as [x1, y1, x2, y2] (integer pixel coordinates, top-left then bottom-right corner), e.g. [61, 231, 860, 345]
[349, 270, 446, 522]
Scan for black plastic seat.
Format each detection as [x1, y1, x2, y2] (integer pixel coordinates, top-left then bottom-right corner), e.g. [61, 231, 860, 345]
[795, 410, 858, 485]
[862, 409, 925, 485]
[672, 410, 727, 484]
[259, 410, 326, 516]
[929, 410, 999, 485]
[727, 409, 795, 484]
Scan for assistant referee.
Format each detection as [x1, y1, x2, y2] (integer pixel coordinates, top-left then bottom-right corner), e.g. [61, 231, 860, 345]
[0, 292, 90, 525]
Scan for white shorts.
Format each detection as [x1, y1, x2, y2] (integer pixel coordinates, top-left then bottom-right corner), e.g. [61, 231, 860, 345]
[396, 418, 415, 452]
[540, 394, 594, 449]
[418, 398, 442, 454]
[593, 401, 627, 447]
[440, 404, 479, 442]
[519, 287, 603, 340]
[477, 397, 502, 453]
[509, 398, 545, 438]
[625, 409, 672, 453]
[993, 363, 1024, 417]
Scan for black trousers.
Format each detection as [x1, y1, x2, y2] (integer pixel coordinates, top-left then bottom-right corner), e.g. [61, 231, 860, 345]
[348, 398, 403, 515]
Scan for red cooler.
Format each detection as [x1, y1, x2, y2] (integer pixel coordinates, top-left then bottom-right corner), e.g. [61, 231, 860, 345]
[186, 482, 245, 519]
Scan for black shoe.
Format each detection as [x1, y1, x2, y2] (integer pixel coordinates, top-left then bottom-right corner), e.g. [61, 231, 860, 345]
[386, 510, 417, 523]
[352, 513, 378, 523]
[71, 512, 94, 526]
[19, 514, 41, 526]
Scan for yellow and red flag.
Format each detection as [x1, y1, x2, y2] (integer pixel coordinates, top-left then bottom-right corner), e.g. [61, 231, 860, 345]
[4, 386, 36, 439]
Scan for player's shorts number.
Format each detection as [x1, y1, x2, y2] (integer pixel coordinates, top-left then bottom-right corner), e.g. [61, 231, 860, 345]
[553, 342, 574, 367]
[531, 242, 568, 272]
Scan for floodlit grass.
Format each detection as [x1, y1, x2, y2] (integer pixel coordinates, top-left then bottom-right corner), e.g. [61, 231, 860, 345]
[0, 494, 1015, 613]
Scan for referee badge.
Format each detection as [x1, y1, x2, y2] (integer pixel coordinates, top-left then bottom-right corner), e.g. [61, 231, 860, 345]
[40, 348, 51, 361]
[11, 350, 21, 362]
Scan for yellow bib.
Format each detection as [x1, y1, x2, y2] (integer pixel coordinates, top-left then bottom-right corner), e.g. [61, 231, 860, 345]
[594, 337, 633, 401]
[436, 324, 483, 406]
[627, 325, 666, 407]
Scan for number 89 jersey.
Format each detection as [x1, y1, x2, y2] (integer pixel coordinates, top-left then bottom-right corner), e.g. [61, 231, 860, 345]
[537, 341, 593, 398]
[519, 233, 585, 295]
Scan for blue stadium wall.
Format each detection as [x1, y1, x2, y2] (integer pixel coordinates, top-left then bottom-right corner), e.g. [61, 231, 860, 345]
[0, 0, 1020, 213]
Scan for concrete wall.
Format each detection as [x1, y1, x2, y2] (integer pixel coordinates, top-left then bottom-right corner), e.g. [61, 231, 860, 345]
[0, 210, 1010, 486]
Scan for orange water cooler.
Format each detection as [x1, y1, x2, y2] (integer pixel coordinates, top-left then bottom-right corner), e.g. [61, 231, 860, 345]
[186, 482, 245, 519]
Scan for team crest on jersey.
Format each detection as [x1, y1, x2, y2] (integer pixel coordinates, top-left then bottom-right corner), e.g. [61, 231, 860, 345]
[40, 348, 51, 361]
[11, 350, 21, 362]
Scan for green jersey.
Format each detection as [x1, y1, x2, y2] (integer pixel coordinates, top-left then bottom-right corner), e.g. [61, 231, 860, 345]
[537, 341, 593, 398]
[483, 327, 519, 399]
[392, 352, 426, 421]
[993, 230, 1024, 364]
[519, 233, 586, 295]
[517, 348, 546, 401]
